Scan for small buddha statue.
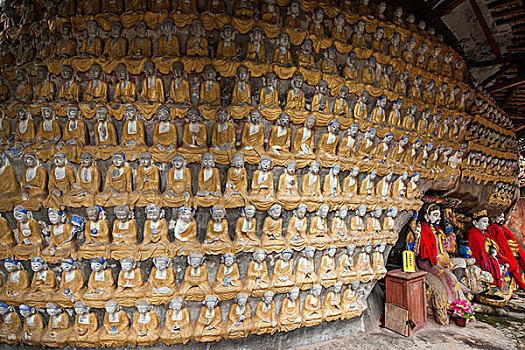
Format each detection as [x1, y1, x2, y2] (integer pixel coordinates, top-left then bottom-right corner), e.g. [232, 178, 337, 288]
[244, 248, 270, 297]
[144, 255, 177, 305]
[55, 106, 88, 164]
[366, 207, 383, 244]
[56, 22, 77, 57]
[357, 128, 378, 162]
[261, 204, 287, 253]
[210, 108, 235, 164]
[408, 75, 423, 100]
[309, 7, 326, 37]
[83, 257, 115, 308]
[372, 241, 388, 279]
[308, 204, 333, 250]
[33, 65, 56, 103]
[338, 244, 359, 284]
[186, 20, 208, 57]
[351, 20, 366, 47]
[95, 152, 132, 207]
[356, 242, 374, 283]
[338, 123, 359, 160]
[20, 304, 44, 346]
[260, 0, 278, 22]
[342, 166, 360, 206]
[406, 173, 421, 202]
[379, 65, 394, 91]
[279, 286, 302, 332]
[323, 282, 343, 322]
[277, 161, 301, 210]
[292, 114, 316, 167]
[43, 153, 75, 209]
[81, 20, 103, 57]
[84, 64, 108, 104]
[168, 61, 190, 105]
[321, 48, 338, 75]
[149, 108, 177, 162]
[300, 161, 323, 211]
[160, 297, 193, 345]
[0, 257, 29, 304]
[350, 204, 367, 243]
[138, 204, 170, 260]
[371, 27, 385, 52]
[371, 96, 387, 125]
[90, 107, 118, 157]
[212, 252, 242, 301]
[169, 206, 199, 256]
[179, 108, 208, 162]
[284, 204, 307, 251]
[77, 206, 109, 259]
[343, 52, 358, 80]
[286, 73, 305, 110]
[103, 22, 128, 58]
[108, 205, 137, 260]
[13, 206, 43, 260]
[52, 258, 85, 308]
[273, 33, 293, 66]
[284, 1, 301, 28]
[393, 70, 408, 96]
[203, 205, 232, 255]
[233, 205, 260, 253]
[375, 171, 393, 201]
[267, 112, 293, 167]
[15, 111, 37, 149]
[0, 302, 21, 345]
[372, 134, 393, 165]
[250, 155, 276, 211]
[333, 86, 350, 118]
[69, 301, 99, 348]
[295, 246, 318, 290]
[140, 61, 165, 103]
[0, 154, 19, 213]
[240, 109, 265, 165]
[391, 171, 408, 200]
[114, 257, 144, 307]
[359, 169, 378, 198]
[415, 43, 429, 69]
[130, 21, 152, 57]
[331, 13, 347, 42]
[268, 249, 294, 294]
[41, 209, 76, 263]
[132, 152, 161, 207]
[317, 245, 339, 288]
[193, 295, 223, 342]
[297, 39, 315, 69]
[99, 300, 130, 348]
[199, 65, 220, 105]
[342, 280, 362, 319]
[246, 26, 265, 61]
[362, 57, 377, 85]
[435, 83, 448, 107]
[216, 24, 237, 60]
[353, 91, 369, 123]
[205, 0, 226, 12]
[194, 152, 221, 208]
[25, 256, 57, 306]
[41, 302, 71, 348]
[402, 37, 417, 65]
[442, 53, 454, 77]
[330, 205, 350, 247]
[130, 299, 160, 346]
[225, 293, 251, 339]
[311, 81, 331, 116]
[415, 142, 433, 168]
[37, 29, 55, 61]
[157, 18, 180, 57]
[180, 252, 212, 301]
[231, 66, 251, 107]
[252, 290, 277, 335]
[112, 63, 137, 104]
[302, 284, 323, 327]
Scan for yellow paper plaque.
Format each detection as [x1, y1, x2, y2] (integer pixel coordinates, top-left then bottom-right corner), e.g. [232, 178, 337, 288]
[402, 250, 416, 272]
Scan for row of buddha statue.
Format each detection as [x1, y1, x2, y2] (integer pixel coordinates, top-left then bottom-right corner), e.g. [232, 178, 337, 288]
[462, 149, 518, 187]
[488, 182, 515, 207]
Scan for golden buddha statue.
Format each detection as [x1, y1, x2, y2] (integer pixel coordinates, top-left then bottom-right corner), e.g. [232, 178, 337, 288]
[58, 65, 82, 103]
[69, 301, 99, 348]
[17, 155, 44, 211]
[331, 14, 347, 42]
[140, 61, 165, 103]
[278, 286, 302, 332]
[338, 124, 359, 161]
[391, 171, 408, 200]
[56, 22, 77, 57]
[158, 18, 180, 56]
[259, 72, 280, 118]
[144, 255, 177, 305]
[251, 291, 277, 336]
[160, 297, 193, 345]
[20, 304, 44, 346]
[170, 206, 200, 256]
[330, 206, 350, 247]
[240, 109, 265, 165]
[269, 249, 294, 294]
[343, 52, 359, 80]
[13, 206, 43, 260]
[371, 27, 385, 52]
[351, 20, 366, 47]
[372, 242, 388, 279]
[362, 57, 377, 85]
[37, 29, 55, 61]
[55, 105, 88, 164]
[374, 171, 393, 202]
[297, 39, 316, 69]
[130, 299, 160, 347]
[0, 257, 29, 304]
[323, 282, 343, 322]
[333, 86, 350, 118]
[422, 80, 435, 104]
[277, 161, 301, 210]
[225, 293, 251, 339]
[233, 205, 260, 253]
[193, 295, 223, 342]
[216, 24, 237, 59]
[250, 155, 276, 211]
[301, 284, 323, 328]
[212, 253, 242, 301]
[0, 302, 21, 345]
[246, 26, 266, 61]
[114, 258, 144, 307]
[311, 80, 331, 116]
[25, 256, 57, 306]
[95, 152, 132, 207]
[83, 257, 115, 309]
[187, 20, 209, 57]
[232, 66, 251, 105]
[284, 1, 301, 28]
[244, 249, 270, 297]
[317, 246, 339, 288]
[203, 205, 232, 256]
[194, 152, 222, 208]
[267, 112, 293, 167]
[162, 155, 193, 208]
[77, 206, 109, 259]
[99, 300, 130, 348]
[130, 21, 152, 57]
[138, 204, 170, 260]
[322, 164, 345, 209]
[291, 114, 316, 168]
[53, 258, 85, 308]
[366, 207, 383, 245]
[261, 204, 287, 253]
[113, 63, 137, 104]
[34, 65, 56, 103]
[342, 166, 360, 206]
[169, 61, 190, 104]
[81, 21, 103, 56]
[285, 204, 308, 251]
[179, 108, 208, 163]
[356, 242, 374, 283]
[261, 0, 279, 23]
[132, 152, 161, 207]
[307, 204, 332, 250]
[356, 128, 377, 162]
[150, 107, 177, 163]
[200, 65, 220, 105]
[386, 135, 408, 166]
[350, 204, 367, 244]
[41, 302, 71, 348]
[180, 252, 212, 301]
[86, 107, 117, 160]
[295, 246, 318, 290]
[41, 209, 76, 263]
[370, 96, 387, 125]
[321, 48, 338, 75]
[359, 169, 378, 200]
[210, 108, 235, 165]
[286, 73, 305, 111]
[299, 161, 323, 210]
[415, 42, 429, 69]
[84, 64, 108, 104]
[338, 244, 359, 284]
[273, 34, 293, 66]
[408, 75, 423, 100]
[0, 154, 19, 213]
[43, 153, 75, 209]
[342, 281, 362, 319]
[353, 91, 369, 123]
[103, 22, 128, 58]
[108, 205, 136, 260]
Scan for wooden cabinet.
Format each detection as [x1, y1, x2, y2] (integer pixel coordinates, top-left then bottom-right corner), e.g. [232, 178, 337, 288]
[385, 269, 427, 336]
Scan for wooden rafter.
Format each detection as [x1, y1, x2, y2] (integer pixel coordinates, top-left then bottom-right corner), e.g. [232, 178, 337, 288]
[481, 64, 514, 86]
[493, 6, 525, 18]
[488, 0, 523, 10]
[469, 0, 505, 62]
[426, 0, 467, 22]
[487, 74, 525, 92]
[496, 13, 525, 25]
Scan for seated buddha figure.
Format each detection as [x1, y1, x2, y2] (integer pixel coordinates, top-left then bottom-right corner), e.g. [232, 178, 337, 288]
[150, 108, 178, 163]
[212, 253, 242, 301]
[78, 206, 110, 260]
[333, 86, 351, 119]
[286, 204, 308, 251]
[194, 152, 221, 208]
[162, 155, 193, 208]
[0, 302, 21, 345]
[171, 206, 200, 256]
[372, 242, 387, 280]
[297, 39, 316, 69]
[86, 107, 117, 160]
[68, 301, 100, 348]
[210, 108, 236, 165]
[244, 248, 270, 297]
[120, 105, 146, 160]
[168, 61, 190, 105]
[20, 303, 45, 346]
[240, 109, 265, 165]
[103, 22, 128, 59]
[308, 204, 333, 250]
[200, 65, 220, 105]
[356, 128, 377, 163]
[273, 34, 293, 66]
[130, 21, 152, 57]
[112, 63, 136, 104]
[130, 299, 160, 347]
[337, 123, 359, 163]
[43, 153, 75, 209]
[144, 255, 176, 305]
[330, 205, 350, 247]
[371, 27, 385, 52]
[279, 286, 302, 332]
[57, 105, 89, 164]
[311, 80, 331, 116]
[402, 104, 417, 132]
[138, 204, 170, 260]
[98, 300, 130, 348]
[14, 108, 37, 148]
[32, 106, 62, 161]
[179, 108, 208, 163]
[13, 206, 43, 260]
[408, 75, 423, 100]
[271, 249, 295, 294]
[83, 257, 115, 308]
[317, 245, 338, 288]
[246, 26, 266, 61]
[391, 171, 408, 201]
[0, 154, 19, 213]
[356, 242, 374, 283]
[321, 48, 338, 75]
[109, 205, 137, 260]
[57, 65, 82, 103]
[13, 69, 33, 104]
[366, 207, 383, 245]
[0, 257, 30, 304]
[343, 52, 358, 80]
[277, 161, 301, 210]
[41, 209, 76, 264]
[140, 61, 164, 103]
[402, 38, 417, 65]
[267, 112, 293, 167]
[261, 204, 287, 253]
[25, 256, 57, 306]
[53, 258, 85, 308]
[415, 43, 429, 69]
[330, 13, 347, 41]
[250, 156, 276, 211]
[233, 205, 260, 253]
[84, 64, 108, 103]
[193, 295, 223, 342]
[322, 164, 345, 209]
[186, 20, 208, 57]
[292, 114, 316, 168]
[259, 72, 280, 119]
[231, 65, 251, 105]
[301, 161, 324, 211]
[216, 24, 237, 59]
[203, 205, 233, 255]
[160, 297, 193, 345]
[286, 73, 306, 111]
[342, 280, 362, 319]
[362, 57, 377, 85]
[132, 152, 160, 207]
[350, 204, 367, 245]
[323, 282, 343, 322]
[40, 302, 71, 348]
[157, 18, 180, 57]
[353, 91, 369, 125]
[370, 96, 387, 125]
[301, 284, 323, 328]
[225, 292, 251, 339]
[252, 290, 278, 336]
[114, 257, 144, 307]
[351, 20, 366, 47]
[359, 169, 378, 200]
[95, 152, 132, 207]
[337, 244, 358, 284]
[295, 246, 318, 290]
[34, 65, 56, 103]
[284, 0, 301, 28]
[180, 252, 212, 301]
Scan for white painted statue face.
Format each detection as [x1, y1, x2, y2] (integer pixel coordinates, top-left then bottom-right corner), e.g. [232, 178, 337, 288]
[474, 217, 489, 231]
[91, 262, 103, 272]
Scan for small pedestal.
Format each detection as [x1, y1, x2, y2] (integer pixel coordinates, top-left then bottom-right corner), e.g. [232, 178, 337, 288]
[385, 269, 427, 336]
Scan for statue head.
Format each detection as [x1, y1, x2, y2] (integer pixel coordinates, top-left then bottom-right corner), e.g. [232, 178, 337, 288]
[120, 257, 135, 272]
[327, 245, 337, 257]
[145, 204, 162, 221]
[472, 210, 489, 231]
[243, 204, 256, 219]
[252, 26, 263, 42]
[493, 212, 505, 225]
[60, 257, 74, 271]
[309, 160, 320, 174]
[388, 206, 399, 218]
[169, 297, 184, 311]
[254, 248, 266, 262]
[161, 17, 174, 36]
[265, 72, 277, 87]
[136, 299, 151, 314]
[259, 155, 272, 171]
[188, 252, 204, 268]
[295, 204, 307, 219]
[135, 21, 147, 37]
[423, 203, 441, 226]
[281, 249, 293, 262]
[338, 205, 349, 219]
[311, 284, 322, 296]
[60, 21, 72, 36]
[143, 60, 156, 77]
[190, 20, 203, 36]
[14, 205, 30, 223]
[110, 21, 123, 37]
[216, 108, 229, 124]
[288, 286, 300, 301]
[74, 301, 89, 315]
[268, 204, 282, 219]
[351, 166, 360, 177]
[153, 255, 169, 271]
[201, 152, 215, 168]
[347, 243, 356, 255]
[333, 282, 343, 293]
[263, 290, 275, 304]
[236, 292, 249, 306]
[210, 205, 226, 221]
[45, 302, 60, 317]
[48, 207, 65, 225]
[41, 105, 54, 119]
[4, 257, 21, 273]
[89, 63, 103, 80]
[291, 73, 304, 89]
[318, 204, 329, 218]
[305, 114, 316, 128]
[111, 152, 125, 167]
[105, 300, 119, 314]
[30, 256, 45, 272]
[373, 207, 382, 218]
[328, 119, 340, 134]
[115, 63, 128, 82]
[95, 106, 109, 121]
[278, 33, 290, 48]
[357, 204, 367, 216]
[306, 245, 316, 259]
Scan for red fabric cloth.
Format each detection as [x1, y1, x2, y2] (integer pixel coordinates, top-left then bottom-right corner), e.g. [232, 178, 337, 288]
[500, 224, 525, 273]
[466, 226, 502, 288]
[488, 223, 525, 290]
[419, 222, 438, 266]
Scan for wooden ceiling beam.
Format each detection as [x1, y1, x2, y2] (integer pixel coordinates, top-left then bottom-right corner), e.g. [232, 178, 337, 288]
[481, 64, 514, 86]
[502, 86, 520, 107]
[487, 74, 525, 92]
[496, 13, 525, 25]
[493, 6, 525, 18]
[469, 0, 505, 62]
[488, 0, 523, 9]
[469, 54, 524, 67]
[426, 0, 467, 22]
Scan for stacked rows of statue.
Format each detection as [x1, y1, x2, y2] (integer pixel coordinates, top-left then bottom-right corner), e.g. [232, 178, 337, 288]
[462, 149, 518, 188]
